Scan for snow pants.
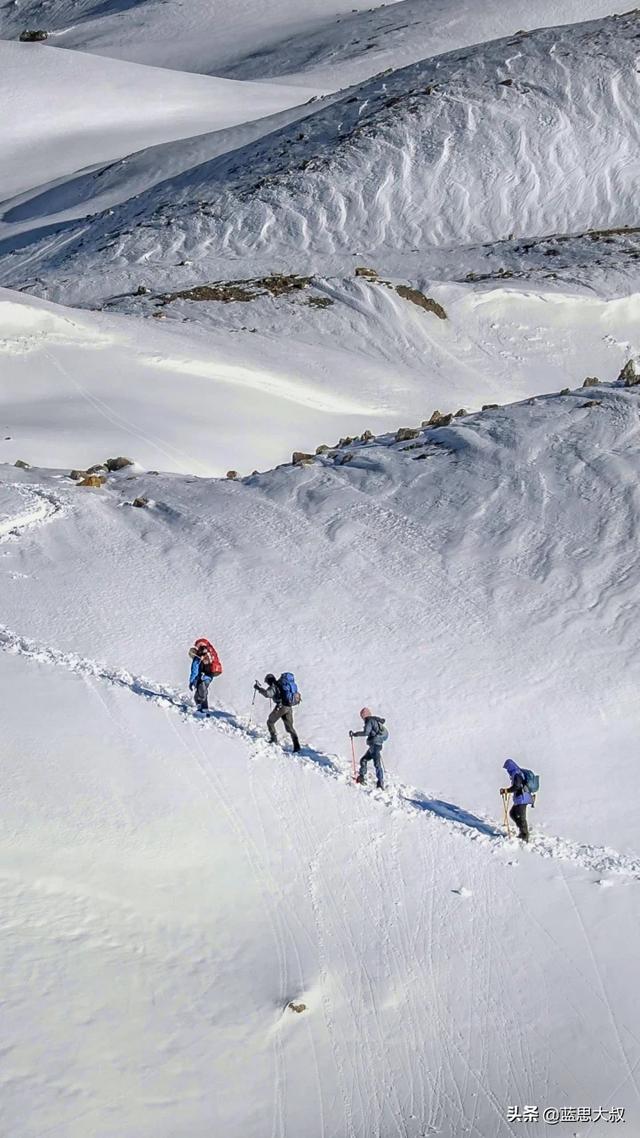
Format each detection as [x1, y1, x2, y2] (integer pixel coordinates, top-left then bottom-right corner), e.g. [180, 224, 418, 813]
[194, 674, 212, 710]
[359, 744, 384, 788]
[510, 803, 529, 842]
[268, 705, 300, 751]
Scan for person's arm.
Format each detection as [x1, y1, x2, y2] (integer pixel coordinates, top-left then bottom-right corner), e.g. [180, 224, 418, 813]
[189, 657, 200, 688]
[254, 682, 273, 700]
[350, 728, 366, 737]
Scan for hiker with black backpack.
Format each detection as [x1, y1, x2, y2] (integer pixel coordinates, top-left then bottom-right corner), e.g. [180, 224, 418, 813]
[254, 673, 301, 752]
[350, 707, 388, 790]
[500, 759, 538, 842]
[188, 637, 222, 714]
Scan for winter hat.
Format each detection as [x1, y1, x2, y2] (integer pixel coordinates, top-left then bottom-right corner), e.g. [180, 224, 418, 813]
[265, 673, 276, 684]
[360, 707, 372, 719]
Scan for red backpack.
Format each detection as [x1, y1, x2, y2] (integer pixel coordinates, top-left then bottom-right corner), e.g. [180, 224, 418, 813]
[194, 637, 223, 677]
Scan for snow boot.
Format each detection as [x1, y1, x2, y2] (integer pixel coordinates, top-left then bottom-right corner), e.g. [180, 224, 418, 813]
[356, 775, 365, 785]
[376, 781, 384, 791]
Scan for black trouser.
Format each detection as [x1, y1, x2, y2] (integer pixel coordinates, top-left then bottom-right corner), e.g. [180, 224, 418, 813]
[510, 804, 529, 842]
[267, 704, 300, 751]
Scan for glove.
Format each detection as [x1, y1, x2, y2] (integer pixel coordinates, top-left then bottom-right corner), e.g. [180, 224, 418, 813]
[349, 730, 354, 738]
[254, 681, 260, 691]
[189, 683, 195, 691]
[500, 787, 507, 797]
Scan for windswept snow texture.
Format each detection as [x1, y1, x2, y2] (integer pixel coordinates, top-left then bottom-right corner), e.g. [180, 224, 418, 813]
[3, 13, 639, 305]
[3, 386, 640, 1136]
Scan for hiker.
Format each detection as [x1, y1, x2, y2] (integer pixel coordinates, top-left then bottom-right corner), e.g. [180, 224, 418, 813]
[350, 707, 388, 790]
[500, 759, 533, 842]
[254, 673, 301, 752]
[188, 637, 222, 713]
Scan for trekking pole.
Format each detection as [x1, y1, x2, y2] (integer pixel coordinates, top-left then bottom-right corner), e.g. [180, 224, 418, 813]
[350, 735, 357, 782]
[502, 792, 512, 838]
[248, 684, 257, 728]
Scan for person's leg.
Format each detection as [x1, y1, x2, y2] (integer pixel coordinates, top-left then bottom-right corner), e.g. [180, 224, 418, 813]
[267, 705, 285, 743]
[510, 804, 529, 842]
[372, 745, 384, 789]
[195, 677, 208, 710]
[358, 751, 370, 784]
[282, 708, 300, 752]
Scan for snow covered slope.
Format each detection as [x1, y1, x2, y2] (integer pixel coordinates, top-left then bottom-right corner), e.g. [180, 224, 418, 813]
[2, 287, 637, 474]
[0, 41, 317, 201]
[3, 12, 638, 307]
[0, 0, 625, 86]
[3, 376, 640, 1135]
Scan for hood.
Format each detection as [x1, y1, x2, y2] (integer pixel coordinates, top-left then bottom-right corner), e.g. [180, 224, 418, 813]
[503, 759, 522, 777]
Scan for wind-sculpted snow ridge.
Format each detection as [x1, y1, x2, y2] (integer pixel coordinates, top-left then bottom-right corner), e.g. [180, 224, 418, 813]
[3, 12, 638, 307]
[1, 618, 638, 880]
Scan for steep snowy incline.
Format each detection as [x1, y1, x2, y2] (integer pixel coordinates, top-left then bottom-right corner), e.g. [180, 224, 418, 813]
[0, 41, 317, 201]
[3, 376, 640, 853]
[5, 12, 638, 306]
[2, 464, 640, 1137]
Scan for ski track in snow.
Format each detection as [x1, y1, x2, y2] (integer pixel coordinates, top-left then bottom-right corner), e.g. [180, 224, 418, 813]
[2, 481, 640, 883]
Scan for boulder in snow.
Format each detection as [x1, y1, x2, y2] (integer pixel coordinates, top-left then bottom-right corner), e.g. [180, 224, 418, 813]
[292, 451, 314, 466]
[106, 456, 134, 472]
[395, 426, 420, 442]
[618, 359, 639, 386]
[582, 376, 600, 388]
[19, 29, 48, 42]
[78, 475, 105, 488]
[14, 459, 30, 470]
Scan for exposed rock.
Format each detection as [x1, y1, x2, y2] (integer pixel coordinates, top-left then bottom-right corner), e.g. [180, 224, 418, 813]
[355, 266, 379, 279]
[315, 444, 330, 455]
[499, 78, 514, 87]
[106, 456, 134, 471]
[19, 29, 48, 41]
[292, 451, 315, 465]
[582, 400, 602, 408]
[14, 459, 30, 469]
[336, 452, 354, 465]
[360, 429, 374, 442]
[560, 387, 571, 395]
[482, 403, 500, 411]
[307, 296, 334, 309]
[454, 408, 467, 418]
[226, 470, 238, 480]
[135, 285, 150, 296]
[337, 436, 355, 447]
[78, 475, 105, 488]
[69, 469, 87, 481]
[422, 410, 451, 428]
[395, 286, 447, 320]
[132, 496, 149, 507]
[619, 359, 639, 386]
[288, 1002, 307, 1014]
[582, 376, 600, 388]
[87, 464, 107, 474]
[395, 426, 420, 442]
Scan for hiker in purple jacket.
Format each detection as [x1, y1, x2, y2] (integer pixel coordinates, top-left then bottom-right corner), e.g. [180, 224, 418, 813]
[501, 759, 532, 842]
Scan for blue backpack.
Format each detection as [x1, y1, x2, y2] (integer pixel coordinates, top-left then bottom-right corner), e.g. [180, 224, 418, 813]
[279, 672, 301, 706]
[521, 768, 540, 794]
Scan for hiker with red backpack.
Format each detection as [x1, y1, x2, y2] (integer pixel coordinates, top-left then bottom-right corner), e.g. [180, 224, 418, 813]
[350, 708, 388, 790]
[254, 673, 301, 752]
[188, 638, 222, 714]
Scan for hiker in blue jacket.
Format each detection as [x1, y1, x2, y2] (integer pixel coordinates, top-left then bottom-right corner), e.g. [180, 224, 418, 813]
[501, 759, 533, 842]
[254, 673, 301, 752]
[350, 707, 387, 790]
